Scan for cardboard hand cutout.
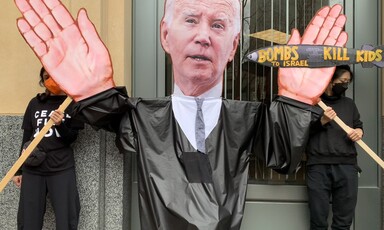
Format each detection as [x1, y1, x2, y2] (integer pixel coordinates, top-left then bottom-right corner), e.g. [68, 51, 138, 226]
[277, 4, 347, 105]
[15, 0, 114, 101]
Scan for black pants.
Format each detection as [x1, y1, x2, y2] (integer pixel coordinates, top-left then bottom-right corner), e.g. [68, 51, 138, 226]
[306, 164, 358, 230]
[17, 168, 80, 230]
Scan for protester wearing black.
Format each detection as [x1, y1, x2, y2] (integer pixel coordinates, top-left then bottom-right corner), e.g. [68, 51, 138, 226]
[13, 68, 84, 230]
[306, 65, 363, 230]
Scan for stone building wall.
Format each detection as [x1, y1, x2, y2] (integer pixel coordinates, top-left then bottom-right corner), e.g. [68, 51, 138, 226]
[0, 116, 125, 229]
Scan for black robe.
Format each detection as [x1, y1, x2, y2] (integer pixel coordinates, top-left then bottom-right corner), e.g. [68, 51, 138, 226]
[74, 87, 265, 229]
[72, 87, 317, 229]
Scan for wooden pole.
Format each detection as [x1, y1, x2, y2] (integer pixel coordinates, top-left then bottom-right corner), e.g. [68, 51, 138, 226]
[318, 100, 384, 169]
[0, 97, 73, 193]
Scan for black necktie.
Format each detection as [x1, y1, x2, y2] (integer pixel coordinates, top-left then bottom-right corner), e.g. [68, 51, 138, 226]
[195, 98, 205, 153]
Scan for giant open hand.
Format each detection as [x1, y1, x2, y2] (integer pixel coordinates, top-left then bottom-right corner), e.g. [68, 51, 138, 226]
[15, 0, 114, 101]
[278, 4, 347, 105]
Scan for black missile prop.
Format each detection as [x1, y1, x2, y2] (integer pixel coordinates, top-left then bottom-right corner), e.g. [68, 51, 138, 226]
[247, 44, 384, 68]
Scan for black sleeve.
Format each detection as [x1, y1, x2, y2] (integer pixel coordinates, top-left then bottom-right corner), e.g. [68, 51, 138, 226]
[55, 102, 85, 144]
[14, 127, 34, 176]
[309, 112, 327, 135]
[265, 96, 323, 174]
[252, 102, 268, 161]
[20, 99, 36, 154]
[54, 122, 80, 145]
[71, 87, 133, 133]
[352, 102, 363, 131]
[16, 101, 35, 176]
[20, 128, 33, 155]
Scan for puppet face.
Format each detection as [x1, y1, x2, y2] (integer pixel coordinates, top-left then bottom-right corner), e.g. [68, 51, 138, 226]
[161, 0, 240, 96]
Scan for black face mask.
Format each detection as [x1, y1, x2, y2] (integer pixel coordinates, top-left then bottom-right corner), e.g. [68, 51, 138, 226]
[332, 83, 348, 96]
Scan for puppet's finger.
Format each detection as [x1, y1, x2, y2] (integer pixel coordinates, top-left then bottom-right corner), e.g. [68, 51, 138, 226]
[15, 0, 40, 27]
[15, 0, 57, 41]
[330, 15, 347, 44]
[77, 9, 105, 55]
[323, 33, 347, 46]
[327, 27, 343, 44]
[43, 0, 75, 29]
[334, 32, 348, 47]
[327, 4, 343, 21]
[301, 5, 343, 44]
[33, 22, 52, 42]
[29, 0, 50, 17]
[41, 14, 62, 36]
[17, 18, 47, 57]
[29, 0, 61, 36]
[314, 16, 339, 45]
[316, 15, 346, 45]
[14, 0, 31, 12]
[78, 9, 111, 63]
[301, 26, 320, 44]
[334, 14, 347, 28]
[301, 6, 330, 44]
[316, 5, 342, 33]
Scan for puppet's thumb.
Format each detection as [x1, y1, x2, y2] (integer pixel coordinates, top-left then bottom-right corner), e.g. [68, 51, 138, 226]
[77, 9, 106, 52]
[287, 29, 301, 45]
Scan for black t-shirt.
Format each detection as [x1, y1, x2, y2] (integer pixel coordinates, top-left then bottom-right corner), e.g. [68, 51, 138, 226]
[20, 94, 84, 175]
[306, 94, 363, 165]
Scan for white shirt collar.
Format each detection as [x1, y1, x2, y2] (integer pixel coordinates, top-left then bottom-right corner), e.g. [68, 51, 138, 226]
[171, 83, 222, 152]
[172, 82, 223, 98]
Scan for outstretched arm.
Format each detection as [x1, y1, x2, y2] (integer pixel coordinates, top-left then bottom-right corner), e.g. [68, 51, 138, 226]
[15, 0, 114, 101]
[278, 4, 348, 105]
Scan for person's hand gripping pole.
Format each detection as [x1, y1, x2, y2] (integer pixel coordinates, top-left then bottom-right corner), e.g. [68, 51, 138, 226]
[0, 97, 72, 192]
[317, 101, 384, 169]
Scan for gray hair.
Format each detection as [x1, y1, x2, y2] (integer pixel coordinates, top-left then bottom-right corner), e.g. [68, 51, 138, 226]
[162, 0, 241, 36]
